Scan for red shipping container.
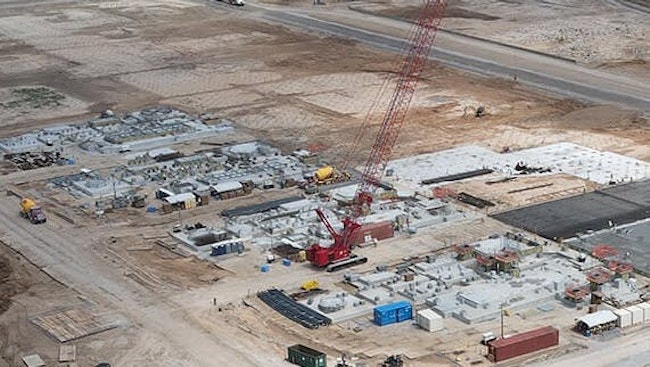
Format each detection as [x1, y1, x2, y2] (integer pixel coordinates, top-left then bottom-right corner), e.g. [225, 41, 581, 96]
[488, 326, 559, 362]
[349, 221, 394, 246]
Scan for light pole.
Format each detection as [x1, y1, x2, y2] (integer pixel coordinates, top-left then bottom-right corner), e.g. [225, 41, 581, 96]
[500, 303, 505, 338]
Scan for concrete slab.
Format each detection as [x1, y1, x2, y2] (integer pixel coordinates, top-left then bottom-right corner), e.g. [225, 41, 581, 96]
[298, 292, 375, 323]
[492, 180, 650, 240]
[386, 143, 650, 187]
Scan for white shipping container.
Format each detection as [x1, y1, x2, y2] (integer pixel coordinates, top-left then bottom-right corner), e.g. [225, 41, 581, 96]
[637, 302, 650, 322]
[613, 308, 632, 328]
[416, 309, 444, 332]
[625, 305, 644, 325]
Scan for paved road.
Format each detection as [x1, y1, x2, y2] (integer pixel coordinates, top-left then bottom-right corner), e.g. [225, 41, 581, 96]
[250, 4, 650, 111]
[526, 327, 650, 367]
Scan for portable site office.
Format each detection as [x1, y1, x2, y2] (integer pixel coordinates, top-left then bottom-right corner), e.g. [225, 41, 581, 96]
[373, 301, 413, 326]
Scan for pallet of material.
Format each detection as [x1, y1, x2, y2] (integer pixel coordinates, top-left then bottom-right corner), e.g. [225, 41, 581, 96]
[31, 308, 118, 343]
[456, 192, 495, 208]
[59, 344, 76, 362]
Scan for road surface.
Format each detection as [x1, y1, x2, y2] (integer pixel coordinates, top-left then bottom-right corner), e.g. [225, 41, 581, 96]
[242, 2, 650, 111]
[527, 327, 650, 367]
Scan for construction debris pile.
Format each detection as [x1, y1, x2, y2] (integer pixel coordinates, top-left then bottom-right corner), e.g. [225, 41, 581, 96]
[3, 151, 73, 171]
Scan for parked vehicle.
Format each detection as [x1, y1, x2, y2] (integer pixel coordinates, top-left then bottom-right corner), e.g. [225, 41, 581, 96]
[222, 0, 245, 6]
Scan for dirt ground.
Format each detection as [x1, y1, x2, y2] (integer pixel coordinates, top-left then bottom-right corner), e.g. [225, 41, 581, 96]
[0, 0, 649, 366]
[347, 0, 649, 73]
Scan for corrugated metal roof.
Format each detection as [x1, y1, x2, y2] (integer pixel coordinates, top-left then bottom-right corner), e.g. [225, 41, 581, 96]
[577, 310, 618, 328]
[164, 192, 196, 204]
[490, 326, 558, 348]
[613, 308, 631, 316]
[417, 309, 442, 320]
[375, 301, 411, 313]
[212, 181, 242, 193]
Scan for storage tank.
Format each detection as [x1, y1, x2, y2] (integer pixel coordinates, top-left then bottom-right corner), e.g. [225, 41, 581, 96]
[20, 198, 37, 212]
[314, 166, 334, 182]
[487, 326, 559, 362]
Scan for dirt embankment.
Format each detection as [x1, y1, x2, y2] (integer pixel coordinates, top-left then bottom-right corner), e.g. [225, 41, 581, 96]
[0, 254, 29, 315]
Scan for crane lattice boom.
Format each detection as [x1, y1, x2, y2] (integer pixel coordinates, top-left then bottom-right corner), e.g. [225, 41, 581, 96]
[355, 0, 448, 210]
[307, 0, 447, 269]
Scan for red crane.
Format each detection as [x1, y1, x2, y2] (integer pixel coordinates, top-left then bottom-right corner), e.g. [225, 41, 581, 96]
[307, 0, 448, 271]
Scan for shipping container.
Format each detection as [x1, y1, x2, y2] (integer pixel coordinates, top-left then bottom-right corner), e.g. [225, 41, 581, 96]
[613, 308, 632, 328]
[287, 344, 326, 367]
[349, 221, 394, 246]
[625, 305, 644, 325]
[415, 309, 443, 332]
[373, 301, 412, 326]
[487, 326, 559, 362]
[637, 302, 650, 322]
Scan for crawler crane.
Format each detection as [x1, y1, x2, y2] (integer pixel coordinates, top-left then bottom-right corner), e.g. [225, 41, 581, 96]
[306, 0, 448, 271]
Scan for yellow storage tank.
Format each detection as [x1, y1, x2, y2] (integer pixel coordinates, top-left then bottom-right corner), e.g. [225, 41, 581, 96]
[20, 198, 37, 213]
[314, 166, 334, 182]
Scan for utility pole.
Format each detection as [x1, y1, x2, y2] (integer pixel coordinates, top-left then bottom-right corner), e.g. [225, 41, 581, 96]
[500, 303, 505, 338]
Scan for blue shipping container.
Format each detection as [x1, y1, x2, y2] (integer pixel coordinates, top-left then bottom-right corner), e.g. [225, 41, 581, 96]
[373, 301, 412, 326]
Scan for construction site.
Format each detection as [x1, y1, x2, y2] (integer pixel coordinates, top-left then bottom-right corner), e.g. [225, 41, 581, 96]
[0, 0, 649, 367]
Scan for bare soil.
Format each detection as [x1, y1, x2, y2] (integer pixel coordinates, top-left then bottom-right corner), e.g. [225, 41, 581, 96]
[349, 0, 650, 68]
[0, 1, 648, 366]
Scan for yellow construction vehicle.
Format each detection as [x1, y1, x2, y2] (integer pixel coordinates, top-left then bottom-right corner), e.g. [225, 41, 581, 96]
[20, 198, 47, 224]
[301, 280, 320, 291]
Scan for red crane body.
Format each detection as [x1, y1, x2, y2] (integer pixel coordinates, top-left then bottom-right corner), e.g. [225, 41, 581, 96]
[307, 0, 448, 269]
